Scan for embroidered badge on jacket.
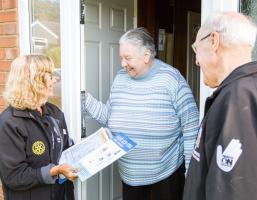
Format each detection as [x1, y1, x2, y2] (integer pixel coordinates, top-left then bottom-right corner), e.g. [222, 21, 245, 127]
[32, 141, 46, 155]
[216, 139, 242, 172]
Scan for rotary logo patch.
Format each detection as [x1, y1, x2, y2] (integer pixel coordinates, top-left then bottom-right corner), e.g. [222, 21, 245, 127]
[32, 141, 45, 155]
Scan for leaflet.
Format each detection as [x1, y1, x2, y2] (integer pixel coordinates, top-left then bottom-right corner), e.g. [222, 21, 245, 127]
[59, 127, 136, 182]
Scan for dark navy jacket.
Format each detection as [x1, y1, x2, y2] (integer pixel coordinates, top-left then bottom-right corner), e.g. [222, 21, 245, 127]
[0, 102, 74, 200]
[184, 61, 257, 200]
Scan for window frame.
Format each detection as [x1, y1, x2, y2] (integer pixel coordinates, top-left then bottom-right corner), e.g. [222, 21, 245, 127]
[18, 0, 31, 55]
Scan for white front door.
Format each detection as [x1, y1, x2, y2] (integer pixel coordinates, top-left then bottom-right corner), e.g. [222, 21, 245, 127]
[82, 0, 134, 199]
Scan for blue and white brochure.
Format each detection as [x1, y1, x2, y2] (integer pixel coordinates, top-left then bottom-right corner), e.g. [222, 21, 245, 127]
[59, 128, 136, 182]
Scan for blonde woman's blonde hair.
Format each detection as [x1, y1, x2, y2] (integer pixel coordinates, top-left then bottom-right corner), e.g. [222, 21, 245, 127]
[3, 55, 54, 110]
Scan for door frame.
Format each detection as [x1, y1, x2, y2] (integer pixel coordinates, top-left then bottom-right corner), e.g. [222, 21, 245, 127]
[60, 1, 82, 199]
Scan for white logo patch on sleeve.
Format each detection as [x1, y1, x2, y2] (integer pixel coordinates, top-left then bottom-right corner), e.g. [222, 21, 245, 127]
[216, 139, 242, 172]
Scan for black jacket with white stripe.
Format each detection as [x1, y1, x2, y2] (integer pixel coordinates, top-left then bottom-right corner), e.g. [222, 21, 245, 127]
[183, 61, 257, 200]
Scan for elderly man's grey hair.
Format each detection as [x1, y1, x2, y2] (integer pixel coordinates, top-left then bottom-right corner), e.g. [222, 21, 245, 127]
[201, 12, 257, 48]
[119, 27, 156, 59]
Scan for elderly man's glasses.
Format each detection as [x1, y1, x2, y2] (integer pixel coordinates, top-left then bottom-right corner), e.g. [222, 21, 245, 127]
[191, 33, 212, 54]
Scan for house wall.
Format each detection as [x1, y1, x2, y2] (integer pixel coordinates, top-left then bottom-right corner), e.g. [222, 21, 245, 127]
[0, 0, 19, 110]
[0, 0, 19, 199]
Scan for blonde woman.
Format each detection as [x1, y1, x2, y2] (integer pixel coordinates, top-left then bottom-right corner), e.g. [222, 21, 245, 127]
[0, 55, 78, 200]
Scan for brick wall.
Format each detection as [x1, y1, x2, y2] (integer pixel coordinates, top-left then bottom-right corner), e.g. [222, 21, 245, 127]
[0, 0, 19, 199]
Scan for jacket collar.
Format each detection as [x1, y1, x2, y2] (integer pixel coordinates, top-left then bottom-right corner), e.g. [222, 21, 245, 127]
[211, 61, 257, 98]
[12, 104, 49, 118]
[204, 61, 257, 116]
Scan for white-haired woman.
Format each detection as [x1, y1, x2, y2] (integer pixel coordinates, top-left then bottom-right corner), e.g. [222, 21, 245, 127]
[0, 55, 78, 200]
[82, 27, 199, 200]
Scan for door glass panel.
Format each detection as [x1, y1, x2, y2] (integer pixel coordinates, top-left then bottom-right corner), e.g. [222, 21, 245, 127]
[240, 0, 257, 61]
[29, 0, 62, 108]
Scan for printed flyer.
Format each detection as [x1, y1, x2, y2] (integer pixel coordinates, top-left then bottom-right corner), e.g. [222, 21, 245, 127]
[59, 127, 136, 182]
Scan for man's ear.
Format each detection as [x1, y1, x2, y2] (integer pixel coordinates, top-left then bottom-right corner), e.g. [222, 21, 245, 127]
[144, 50, 151, 63]
[211, 31, 220, 52]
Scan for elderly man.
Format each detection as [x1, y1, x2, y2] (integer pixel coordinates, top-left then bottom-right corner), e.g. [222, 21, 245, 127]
[83, 27, 199, 200]
[183, 12, 257, 200]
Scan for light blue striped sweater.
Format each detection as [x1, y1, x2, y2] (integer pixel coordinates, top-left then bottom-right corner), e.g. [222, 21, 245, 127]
[84, 59, 199, 186]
